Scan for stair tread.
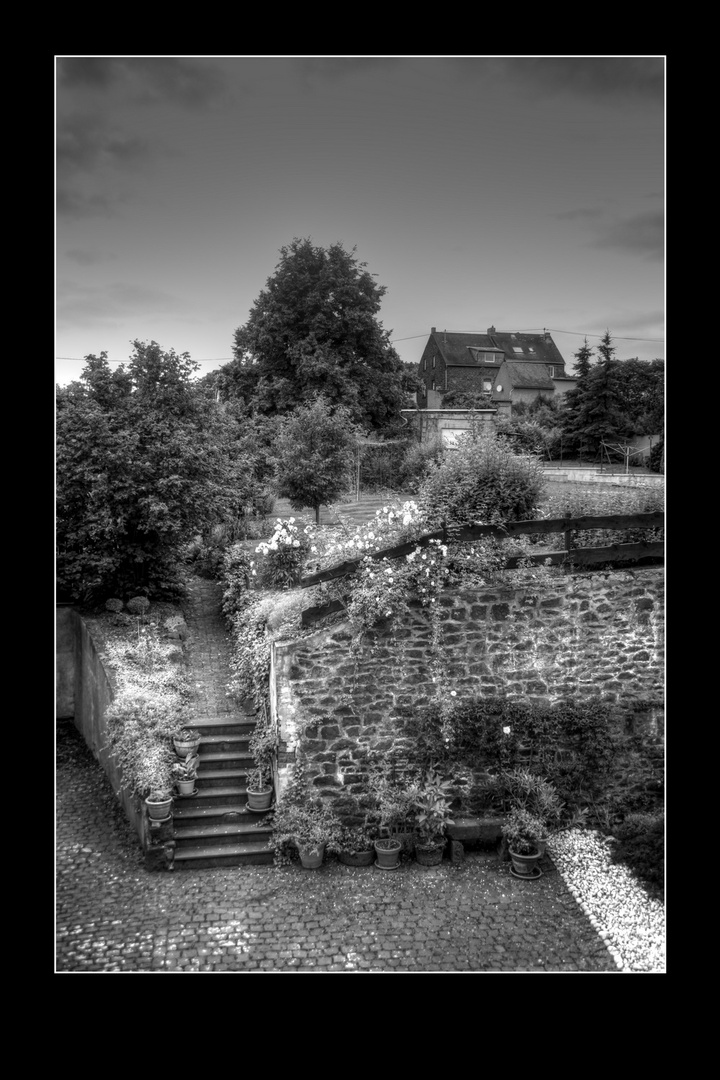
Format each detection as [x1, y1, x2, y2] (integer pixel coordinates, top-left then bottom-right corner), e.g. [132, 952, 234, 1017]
[173, 842, 274, 860]
[175, 821, 271, 839]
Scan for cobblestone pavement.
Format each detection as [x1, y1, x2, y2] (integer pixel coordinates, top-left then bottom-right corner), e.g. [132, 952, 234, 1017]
[55, 576, 620, 974]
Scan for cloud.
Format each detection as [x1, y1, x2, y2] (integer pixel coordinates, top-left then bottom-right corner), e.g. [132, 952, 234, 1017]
[57, 112, 151, 172]
[57, 279, 188, 328]
[593, 212, 664, 259]
[64, 249, 117, 267]
[554, 206, 606, 222]
[58, 56, 228, 108]
[498, 57, 664, 101]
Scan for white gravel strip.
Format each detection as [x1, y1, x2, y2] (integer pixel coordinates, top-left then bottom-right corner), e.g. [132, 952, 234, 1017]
[547, 828, 665, 973]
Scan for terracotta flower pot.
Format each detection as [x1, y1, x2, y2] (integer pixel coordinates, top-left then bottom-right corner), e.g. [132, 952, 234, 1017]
[247, 786, 273, 812]
[175, 778, 196, 797]
[146, 796, 173, 821]
[415, 842, 444, 866]
[298, 842, 326, 869]
[174, 736, 200, 757]
[374, 838, 401, 869]
[509, 848, 541, 876]
[339, 849, 374, 867]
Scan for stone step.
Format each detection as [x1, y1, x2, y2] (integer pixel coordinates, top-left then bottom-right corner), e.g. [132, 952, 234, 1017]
[199, 734, 252, 754]
[172, 842, 275, 870]
[178, 784, 249, 806]
[173, 801, 269, 823]
[196, 767, 248, 787]
[174, 818, 272, 849]
[199, 750, 254, 770]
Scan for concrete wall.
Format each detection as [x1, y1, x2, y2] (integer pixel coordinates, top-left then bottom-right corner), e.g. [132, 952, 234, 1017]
[56, 606, 76, 719]
[56, 608, 145, 845]
[271, 569, 664, 812]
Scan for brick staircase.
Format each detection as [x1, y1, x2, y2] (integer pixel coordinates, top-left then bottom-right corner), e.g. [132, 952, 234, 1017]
[171, 710, 275, 870]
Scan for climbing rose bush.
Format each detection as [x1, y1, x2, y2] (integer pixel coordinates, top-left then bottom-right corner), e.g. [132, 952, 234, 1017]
[253, 518, 310, 588]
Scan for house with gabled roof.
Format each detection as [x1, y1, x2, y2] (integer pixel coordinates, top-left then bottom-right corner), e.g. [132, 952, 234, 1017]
[417, 326, 575, 409]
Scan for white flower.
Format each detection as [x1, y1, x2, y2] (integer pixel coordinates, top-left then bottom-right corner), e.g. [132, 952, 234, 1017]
[311, 547, 317, 554]
[503, 726, 511, 735]
[450, 690, 457, 697]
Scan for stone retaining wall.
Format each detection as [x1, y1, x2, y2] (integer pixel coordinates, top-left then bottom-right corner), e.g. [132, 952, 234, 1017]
[271, 568, 664, 812]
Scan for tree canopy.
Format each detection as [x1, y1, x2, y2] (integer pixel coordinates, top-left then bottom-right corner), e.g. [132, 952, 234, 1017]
[273, 396, 358, 524]
[56, 341, 263, 603]
[561, 331, 664, 458]
[216, 238, 413, 431]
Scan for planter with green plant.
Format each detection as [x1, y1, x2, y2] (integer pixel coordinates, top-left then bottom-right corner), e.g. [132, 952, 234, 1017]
[270, 791, 343, 869]
[367, 762, 417, 869]
[332, 817, 380, 867]
[173, 727, 201, 757]
[501, 807, 545, 877]
[245, 706, 278, 812]
[499, 768, 563, 855]
[410, 766, 455, 866]
[172, 752, 200, 797]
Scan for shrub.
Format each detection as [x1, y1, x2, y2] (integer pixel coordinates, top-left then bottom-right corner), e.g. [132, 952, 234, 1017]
[253, 518, 310, 588]
[127, 596, 151, 616]
[611, 811, 664, 899]
[417, 432, 546, 528]
[649, 440, 664, 474]
[103, 626, 191, 799]
[105, 598, 124, 612]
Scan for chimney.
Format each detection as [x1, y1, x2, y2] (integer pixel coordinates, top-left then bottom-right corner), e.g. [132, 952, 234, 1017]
[431, 327, 436, 334]
[487, 325, 496, 335]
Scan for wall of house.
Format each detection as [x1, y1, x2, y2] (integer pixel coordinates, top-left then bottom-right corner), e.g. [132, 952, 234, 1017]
[271, 568, 664, 816]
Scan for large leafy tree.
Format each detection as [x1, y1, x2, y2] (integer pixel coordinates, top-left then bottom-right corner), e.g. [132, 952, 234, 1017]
[56, 341, 257, 603]
[218, 238, 412, 431]
[273, 395, 358, 524]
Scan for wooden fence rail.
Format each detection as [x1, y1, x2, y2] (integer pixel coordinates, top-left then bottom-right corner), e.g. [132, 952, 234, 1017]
[299, 512, 664, 588]
[298, 511, 663, 627]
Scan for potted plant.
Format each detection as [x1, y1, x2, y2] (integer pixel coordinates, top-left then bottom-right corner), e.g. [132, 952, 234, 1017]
[499, 768, 563, 855]
[270, 794, 343, 869]
[331, 817, 379, 867]
[245, 707, 278, 812]
[367, 763, 416, 869]
[173, 727, 201, 757]
[501, 807, 545, 877]
[130, 744, 175, 820]
[410, 766, 455, 866]
[172, 752, 200, 796]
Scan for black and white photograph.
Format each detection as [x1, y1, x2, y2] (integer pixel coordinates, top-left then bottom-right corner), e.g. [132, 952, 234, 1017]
[56, 55, 665, 974]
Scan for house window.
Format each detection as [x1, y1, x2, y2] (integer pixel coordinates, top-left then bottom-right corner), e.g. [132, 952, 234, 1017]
[512, 347, 524, 354]
[548, 365, 555, 377]
[432, 380, 436, 390]
[432, 355, 436, 368]
[483, 379, 492, 392]
[424, 358, 427, 370]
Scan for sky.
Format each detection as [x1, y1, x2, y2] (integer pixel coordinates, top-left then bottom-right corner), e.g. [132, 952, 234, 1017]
[55, 56, 665, 388]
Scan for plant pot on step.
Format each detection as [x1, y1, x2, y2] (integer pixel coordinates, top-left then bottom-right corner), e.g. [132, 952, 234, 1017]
[146, 795, 173, 821]
[175, 778, 196, 797]
[173, 729, 201, 757]
[298, 842, 326, 869]
[247, 785, 273, 812]
[374, 838, 401, 869]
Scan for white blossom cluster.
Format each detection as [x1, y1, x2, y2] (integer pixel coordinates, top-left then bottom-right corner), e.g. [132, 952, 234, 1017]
[547, 828, 665, 973]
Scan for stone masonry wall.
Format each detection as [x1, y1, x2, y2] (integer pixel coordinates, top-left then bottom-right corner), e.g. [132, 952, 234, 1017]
[271, 568, 664, 811]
